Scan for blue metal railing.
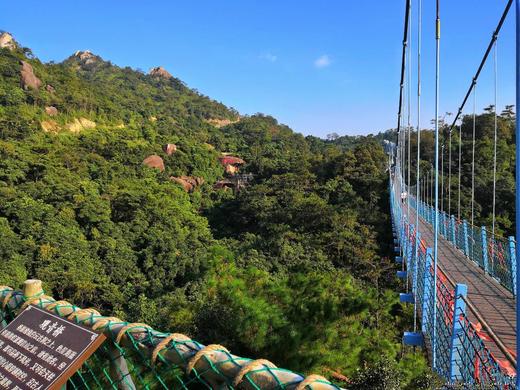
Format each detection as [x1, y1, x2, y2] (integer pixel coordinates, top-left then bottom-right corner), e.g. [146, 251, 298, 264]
[411, 195, 517, 296]
[390, 170, 515, 387]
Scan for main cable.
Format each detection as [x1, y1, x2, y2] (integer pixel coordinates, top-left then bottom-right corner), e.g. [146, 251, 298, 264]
[448, 0, 513, 133]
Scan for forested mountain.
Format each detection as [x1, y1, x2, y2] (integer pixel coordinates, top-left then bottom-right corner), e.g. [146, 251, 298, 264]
[0, 33, 432, 388]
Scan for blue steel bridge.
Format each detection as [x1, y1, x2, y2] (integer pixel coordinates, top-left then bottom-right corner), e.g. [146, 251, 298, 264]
[392, 0, 520, 388]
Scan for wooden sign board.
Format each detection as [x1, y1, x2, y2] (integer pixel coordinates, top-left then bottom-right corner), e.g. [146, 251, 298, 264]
[0, 305, 105, 390]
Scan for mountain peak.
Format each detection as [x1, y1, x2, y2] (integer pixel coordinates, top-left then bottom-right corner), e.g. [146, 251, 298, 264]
[73, 50, 99, 64]
[0, 31, 16, 51]
[149, 66, 172, 79]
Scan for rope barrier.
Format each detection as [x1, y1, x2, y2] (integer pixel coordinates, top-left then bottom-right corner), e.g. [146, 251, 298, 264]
[0, 283, 343, 390]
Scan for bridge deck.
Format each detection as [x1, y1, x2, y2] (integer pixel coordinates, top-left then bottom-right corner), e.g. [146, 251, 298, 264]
[406, 207, 516, 363]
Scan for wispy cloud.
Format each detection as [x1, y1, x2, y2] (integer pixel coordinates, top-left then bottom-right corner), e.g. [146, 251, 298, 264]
[259, 52, 277, 62]
[314, 54, 331, 68]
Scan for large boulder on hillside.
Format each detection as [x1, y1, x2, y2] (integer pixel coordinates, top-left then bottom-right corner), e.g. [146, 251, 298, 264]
[45, 106, 58, 116]
[149, 66, 172, 79]
[41, 120, 60, 133]
[66, 118, 96, 133]
[163, 143, 177, 156]
[46, 84, 55, 93]
[170, 177, 193, 192]
[169, 176, 204, 192]
[0, 32, 16, 50]
[143, 155, 165, 172]
[20, 61, 42, 90]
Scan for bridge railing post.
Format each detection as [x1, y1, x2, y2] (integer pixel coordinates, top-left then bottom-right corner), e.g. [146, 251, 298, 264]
[509, 236, 517, 296]
[481, 226, 490, 274]
[449, 283, 468, 383]
[450, 215, 456, 244]
[407, 224, 415, 272]
[463, 220, 470, 257]
[413, 232, 421, 294]
[422, 248, 433, 334]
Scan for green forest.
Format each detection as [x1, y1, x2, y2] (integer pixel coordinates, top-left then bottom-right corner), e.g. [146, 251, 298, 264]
[5, 34, 514, 389]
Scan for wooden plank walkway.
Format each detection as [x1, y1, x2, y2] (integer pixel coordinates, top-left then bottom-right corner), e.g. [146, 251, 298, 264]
[406, 207, 516, 363]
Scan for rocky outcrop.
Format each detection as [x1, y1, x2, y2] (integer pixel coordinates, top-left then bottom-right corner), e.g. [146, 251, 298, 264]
[169, 176, 204, 192]
[163, 144, 177, 156]
[41, 120, 60, 133]
[45, 106, 58, 116]
[46, 84, 55, 93]
[66, 118, 96, 133]
[74, 50, 98, 66]
[20, 61, 42, 90]
[206, 118, 240, 128]
[143, 155, 165, 172]
[0, 32, 16, 50]
[219, 156, 245, 165]
[149, 66, 172, 79]
[170, 177, 192, 192]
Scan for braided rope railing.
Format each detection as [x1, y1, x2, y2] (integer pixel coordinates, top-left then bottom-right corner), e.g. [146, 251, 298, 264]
[0, 280, 343, 389]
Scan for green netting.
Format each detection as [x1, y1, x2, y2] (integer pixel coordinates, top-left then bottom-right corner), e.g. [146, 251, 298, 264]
[0, 286, 343, 390]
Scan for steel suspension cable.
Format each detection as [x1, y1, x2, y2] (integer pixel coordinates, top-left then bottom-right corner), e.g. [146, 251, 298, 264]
[407, 6, 412, 228]
[458, 122, 462, 220]
[515, 2, 520, 386]
[397, 0, 412, 154]
[471, 85, 477, 229]
[441, 143, 444, 213]
[432, 0, 441, 369]
[447, 0, 513, 134]
[492, 39, 498, 239]
[396, 0, 411, 284]
[448, 129, 452, 215]
[413, 0, 422, 333]
[406, 1, 412, 291]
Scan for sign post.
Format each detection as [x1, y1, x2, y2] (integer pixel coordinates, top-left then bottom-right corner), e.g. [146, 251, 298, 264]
[0, 305, 105, 390]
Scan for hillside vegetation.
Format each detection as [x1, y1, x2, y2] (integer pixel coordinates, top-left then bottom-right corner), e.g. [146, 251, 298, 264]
[0, 34, 430, 388]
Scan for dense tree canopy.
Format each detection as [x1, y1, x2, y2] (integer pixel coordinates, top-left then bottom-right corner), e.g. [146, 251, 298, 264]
[0, 41, 433, 387]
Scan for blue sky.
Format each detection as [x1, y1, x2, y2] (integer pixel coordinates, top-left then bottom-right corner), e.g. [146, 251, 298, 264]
[0, 1, 516, 137]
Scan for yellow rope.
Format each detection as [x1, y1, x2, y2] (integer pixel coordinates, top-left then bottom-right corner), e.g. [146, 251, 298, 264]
[115, 323, 152, 344]
[151, 333, 191, 365]
[295, 374, 329, 390]
[233, 359, 276, 387]
[186, 344, 229, 374]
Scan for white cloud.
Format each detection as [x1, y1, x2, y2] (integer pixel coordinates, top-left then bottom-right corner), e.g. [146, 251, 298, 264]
[260, 53, 277, 62]
[314, 54, 331, 68]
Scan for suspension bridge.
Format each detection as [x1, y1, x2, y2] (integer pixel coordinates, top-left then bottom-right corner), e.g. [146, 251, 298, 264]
[392, 0, 520, 387]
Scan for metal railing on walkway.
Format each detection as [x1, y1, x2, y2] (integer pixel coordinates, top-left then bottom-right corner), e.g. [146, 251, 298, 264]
[391, 171, 516, 388]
